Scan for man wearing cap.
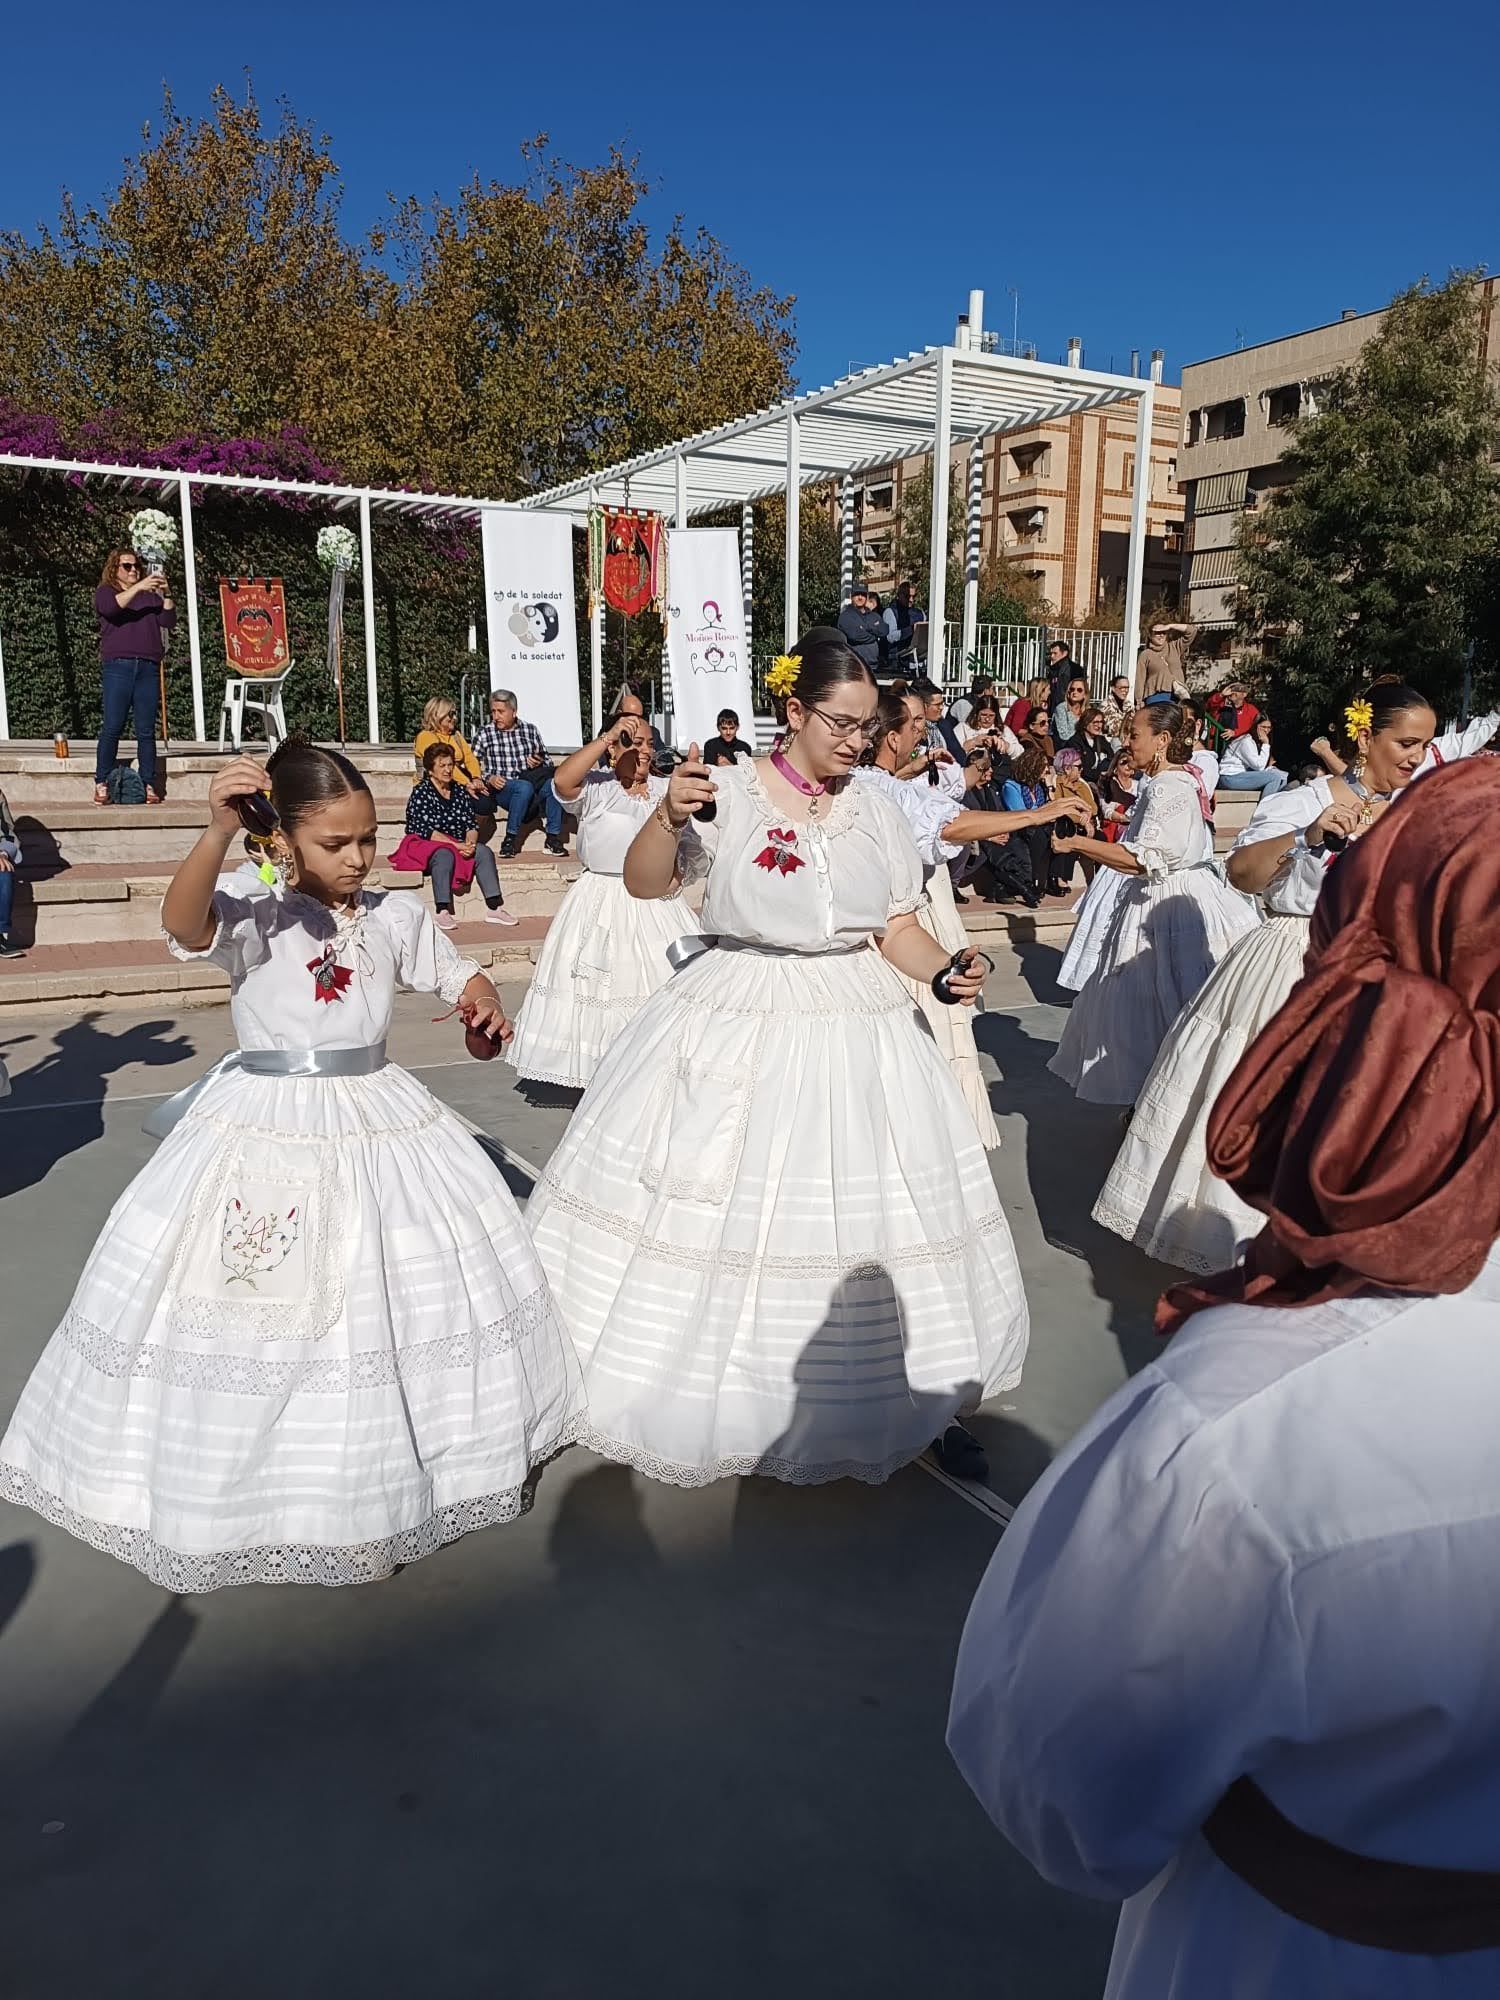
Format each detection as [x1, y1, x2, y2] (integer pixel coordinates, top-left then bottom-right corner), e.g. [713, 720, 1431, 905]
[837, 583, 886, 674]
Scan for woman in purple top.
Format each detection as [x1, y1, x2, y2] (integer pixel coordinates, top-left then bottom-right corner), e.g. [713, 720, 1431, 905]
[94, 549, 176, 804]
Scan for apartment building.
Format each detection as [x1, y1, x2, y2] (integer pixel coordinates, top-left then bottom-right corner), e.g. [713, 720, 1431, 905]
[1177, 281, 1500, 645]
[845, 378, 1184, 622]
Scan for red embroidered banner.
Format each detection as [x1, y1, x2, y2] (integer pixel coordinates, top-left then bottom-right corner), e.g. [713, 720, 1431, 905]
[601, 512, 665, 617]
[220, 577, 291, 676]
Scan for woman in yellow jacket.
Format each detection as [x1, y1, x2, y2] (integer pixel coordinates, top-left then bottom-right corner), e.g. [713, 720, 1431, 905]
[413, 696, 486, 797]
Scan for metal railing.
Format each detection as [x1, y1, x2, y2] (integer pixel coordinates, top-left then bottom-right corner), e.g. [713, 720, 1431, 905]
[939, 624, 1126, 702]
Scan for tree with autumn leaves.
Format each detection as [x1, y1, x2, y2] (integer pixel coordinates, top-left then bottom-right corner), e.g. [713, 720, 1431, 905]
[0, 84, 795, 495]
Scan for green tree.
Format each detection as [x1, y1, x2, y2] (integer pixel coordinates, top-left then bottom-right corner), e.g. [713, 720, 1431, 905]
[892, 462, 1050, 624]
[1236, 271, 1500, 731]
[748, 488, 844, 649]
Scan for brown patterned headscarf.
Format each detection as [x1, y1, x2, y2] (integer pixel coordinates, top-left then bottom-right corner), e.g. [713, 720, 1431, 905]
[1158, 758, 1500, 1332]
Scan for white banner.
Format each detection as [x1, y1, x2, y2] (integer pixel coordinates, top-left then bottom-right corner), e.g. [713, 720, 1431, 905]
[664, 527, 754, 753]
[480, 510, 583, 748]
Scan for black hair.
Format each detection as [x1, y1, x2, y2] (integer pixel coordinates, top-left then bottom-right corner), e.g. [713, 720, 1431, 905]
[716, 708, 739, 728]
[1337, 680, 1434, 753]
[1137, 699, 1198, 767]
[775, 625, 875, 724]
[266, 736, 372, 834]
[860, 683, 918, 765]
[422, 740, 455, 773]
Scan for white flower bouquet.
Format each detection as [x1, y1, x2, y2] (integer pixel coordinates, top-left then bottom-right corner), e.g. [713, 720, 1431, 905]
[317, 524, 359, 573]
[129, 506, 178, 565]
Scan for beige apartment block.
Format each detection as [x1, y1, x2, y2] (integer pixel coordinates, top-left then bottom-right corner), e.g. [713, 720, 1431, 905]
[843, 383, 1184, 622]
[1178, 281, 1500, 643]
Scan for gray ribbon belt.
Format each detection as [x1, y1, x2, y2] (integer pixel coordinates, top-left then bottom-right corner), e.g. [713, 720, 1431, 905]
[665, 935, 867, 975]
[143, 1041, 389, 1139]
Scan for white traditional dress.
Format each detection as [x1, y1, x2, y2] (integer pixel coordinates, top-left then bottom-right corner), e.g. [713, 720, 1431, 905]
[506, 771, 700, 1088]
[1058, 866, 1125, 993]
[854, 765, 999, 1148]
[526, 760, 1029, 1488]
[949, 1246, 1500, 1999]
[1092, 779, 1334, 1270]
[1048, 768, 1260, 1105]
[0, 886, 583, 1589]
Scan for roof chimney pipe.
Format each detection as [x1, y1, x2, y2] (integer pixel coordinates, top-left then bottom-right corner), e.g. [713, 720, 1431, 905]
[1129, 349, 1140, 377]
[1149, 349, 1165, 384]
[1341, 308, 1358, 322]
[955, 311, 970, 351]
[968, 289, 985, 351]
[1066, 336, 1082, 369]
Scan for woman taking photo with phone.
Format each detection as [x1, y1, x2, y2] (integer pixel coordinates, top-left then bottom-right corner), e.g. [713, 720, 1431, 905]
[506, 713, 701, 1089]
[94, 549, 175, 804]
[528, 629, 1030, 1488]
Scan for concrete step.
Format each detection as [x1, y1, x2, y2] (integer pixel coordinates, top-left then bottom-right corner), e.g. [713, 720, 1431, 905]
[9, 856, 579, 948]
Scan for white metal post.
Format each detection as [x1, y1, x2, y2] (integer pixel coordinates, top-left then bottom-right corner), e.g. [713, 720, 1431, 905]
[840, 474, 855, 602]
[359, 491, 380, 742]
[0, 612, 8, 740]
[1122, 383, 1155, 700]
[740, 501, 754, 664]
[674, 455, 688, 529]
[784, 414, 801, 649]
[588, 493, 604, 737]
[176, 474, 206, 742]
[926, 350, 954, 681]
[960, 439, 985, 682]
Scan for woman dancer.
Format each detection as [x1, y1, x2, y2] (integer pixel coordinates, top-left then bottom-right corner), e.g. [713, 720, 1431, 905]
[527, 631, 1031, 1487]
[857, 686, 1087, 1146]
[507, 714, 700, 1088]
[951, 758, 1500, 1997]
[0, 741, 581, 1588]
[1094, 684, 1438, 1270]
[1048, 702, 1259, 1104]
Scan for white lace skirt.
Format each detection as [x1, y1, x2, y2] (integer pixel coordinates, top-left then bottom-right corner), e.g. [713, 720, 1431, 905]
[900, 865, 999, 1149]
[526, 943, 1029, 1488]
[1092, 914, 1311, 1271]
[507, 869, 698, 1088]
[1048, 866, 1261, 1105]
[0, 1063, 583, 1589]
[1057, 867, 1124, 992]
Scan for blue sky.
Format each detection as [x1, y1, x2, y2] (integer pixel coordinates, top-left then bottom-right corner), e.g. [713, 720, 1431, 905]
[4, 0, 1496, 394]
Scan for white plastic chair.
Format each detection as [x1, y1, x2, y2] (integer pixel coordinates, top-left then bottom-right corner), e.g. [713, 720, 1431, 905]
[219, 666, 294, 750]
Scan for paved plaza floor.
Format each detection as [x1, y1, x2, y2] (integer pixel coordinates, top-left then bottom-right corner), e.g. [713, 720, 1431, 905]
[0, 939, 1176, 1999]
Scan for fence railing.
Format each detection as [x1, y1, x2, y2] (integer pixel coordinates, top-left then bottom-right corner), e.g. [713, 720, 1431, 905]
[940, 624, 1126, 702]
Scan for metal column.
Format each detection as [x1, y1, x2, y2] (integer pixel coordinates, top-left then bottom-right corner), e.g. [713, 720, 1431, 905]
[588, 493, 604, 737]
[840, 473, 855, 602]
[960, 439, 985, 682]
[359, 492, 379, 742]
[926, 350, 954, 682]
[784, 415, 801, 649]
[1122, 384, 1155, 701]
[740, 501, 755, 664]
[176, 474, 206, 742]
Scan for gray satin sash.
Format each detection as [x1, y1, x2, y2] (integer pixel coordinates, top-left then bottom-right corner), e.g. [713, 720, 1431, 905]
[665, 934, 868, 975]
[143, 1041, 389, 1139]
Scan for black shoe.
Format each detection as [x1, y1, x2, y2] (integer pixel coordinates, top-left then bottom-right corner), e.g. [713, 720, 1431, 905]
[0, 933, 24, 958]
[1019, 887, 1041, 910]
[932, 1422, 989, 1481]
[500, 836, 522, 859]
[544, 835, 568, 856]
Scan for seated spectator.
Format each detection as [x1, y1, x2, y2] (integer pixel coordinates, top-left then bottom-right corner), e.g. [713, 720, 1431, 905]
[1075, 705, 1113, 790]
[1051, 675, 1091, 745]
[413, 696, 486, 797]
[1006, 676, 1053, 738]
[1050, 747, 1098, 889]
[1203, 678, 1260, 755]
[1100, 674, 1134, 747]
[0, 783, 23, 958]
[1022, 706, 1056, 762]
[609, 680, 667, 759]
[1000, 743, 1063, 901]
[1219, 715, 1287, 796]
[962, 694, 1023, 763]
[1099, 747, 1137, 842]
[473, 689, 567, 857]
[912, 679, 966, 761]
[702, 708, 754, 767]
[391, 744, 516, 931]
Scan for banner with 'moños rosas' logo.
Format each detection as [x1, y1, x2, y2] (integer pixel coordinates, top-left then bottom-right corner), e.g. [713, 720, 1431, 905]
[664, 527, 753, 753]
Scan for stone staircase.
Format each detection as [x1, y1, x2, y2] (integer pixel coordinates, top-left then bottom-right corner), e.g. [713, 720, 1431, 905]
[0, 740, 577, 1010]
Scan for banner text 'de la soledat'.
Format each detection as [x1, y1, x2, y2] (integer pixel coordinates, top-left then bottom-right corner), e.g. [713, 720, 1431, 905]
[481, 512, 583, 749]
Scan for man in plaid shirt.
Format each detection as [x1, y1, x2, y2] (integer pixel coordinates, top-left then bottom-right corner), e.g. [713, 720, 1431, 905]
[473, 689, 568, 856]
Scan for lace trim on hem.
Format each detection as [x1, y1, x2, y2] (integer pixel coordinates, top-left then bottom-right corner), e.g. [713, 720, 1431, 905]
[503, 1055, 594, 1088]
[576, 1420, 936, 1489]
[534, 1175, 1011, 1276]
[1090, 1194, 1241, 1276]
[57, 1291, 560, 1394]
[0, 1425, 581, 1591]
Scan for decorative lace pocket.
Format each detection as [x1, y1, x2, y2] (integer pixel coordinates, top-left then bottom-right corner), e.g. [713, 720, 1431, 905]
[166, 1142, 345, 1343]
[637, 1028, 760, 1206]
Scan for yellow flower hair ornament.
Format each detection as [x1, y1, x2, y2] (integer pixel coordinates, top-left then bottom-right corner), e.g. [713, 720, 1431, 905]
[766, 653, 802, 700]
[1344, 697, 1375, 736]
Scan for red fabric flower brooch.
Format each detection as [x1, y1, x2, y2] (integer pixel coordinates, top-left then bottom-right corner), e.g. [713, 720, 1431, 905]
[753, 827, 805, 876]
[308, 949, 354, 1003]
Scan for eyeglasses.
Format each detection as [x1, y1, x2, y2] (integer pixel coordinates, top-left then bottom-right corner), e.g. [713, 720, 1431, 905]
[118, 561, 141, 573]
[806, 703, 881, 742]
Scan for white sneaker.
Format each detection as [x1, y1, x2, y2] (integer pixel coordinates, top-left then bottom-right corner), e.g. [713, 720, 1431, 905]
[485, 906, 520, 926]
[434, 909, 458, 931]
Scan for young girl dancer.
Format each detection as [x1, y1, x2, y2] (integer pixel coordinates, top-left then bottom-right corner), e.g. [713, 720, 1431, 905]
[0, 741, 582, 1589]
[527, 631, 1031, 1487]
[856, 685, 1086, 1147]
[1093, 684, 1440, 1271]
[506, 714, 699, 1088]
[1048, 702, 1259, 1105]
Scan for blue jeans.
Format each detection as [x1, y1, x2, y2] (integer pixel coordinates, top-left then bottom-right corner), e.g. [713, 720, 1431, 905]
[490, 775, 563, 840]
[95, 658, 160, 790]
[0, 838, 17, 934]
[1218, 766, 1287, 796]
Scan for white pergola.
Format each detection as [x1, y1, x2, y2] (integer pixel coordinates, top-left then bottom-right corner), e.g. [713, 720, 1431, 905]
[0, 452, 511, 743]
[524, 293, 1157, 722]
